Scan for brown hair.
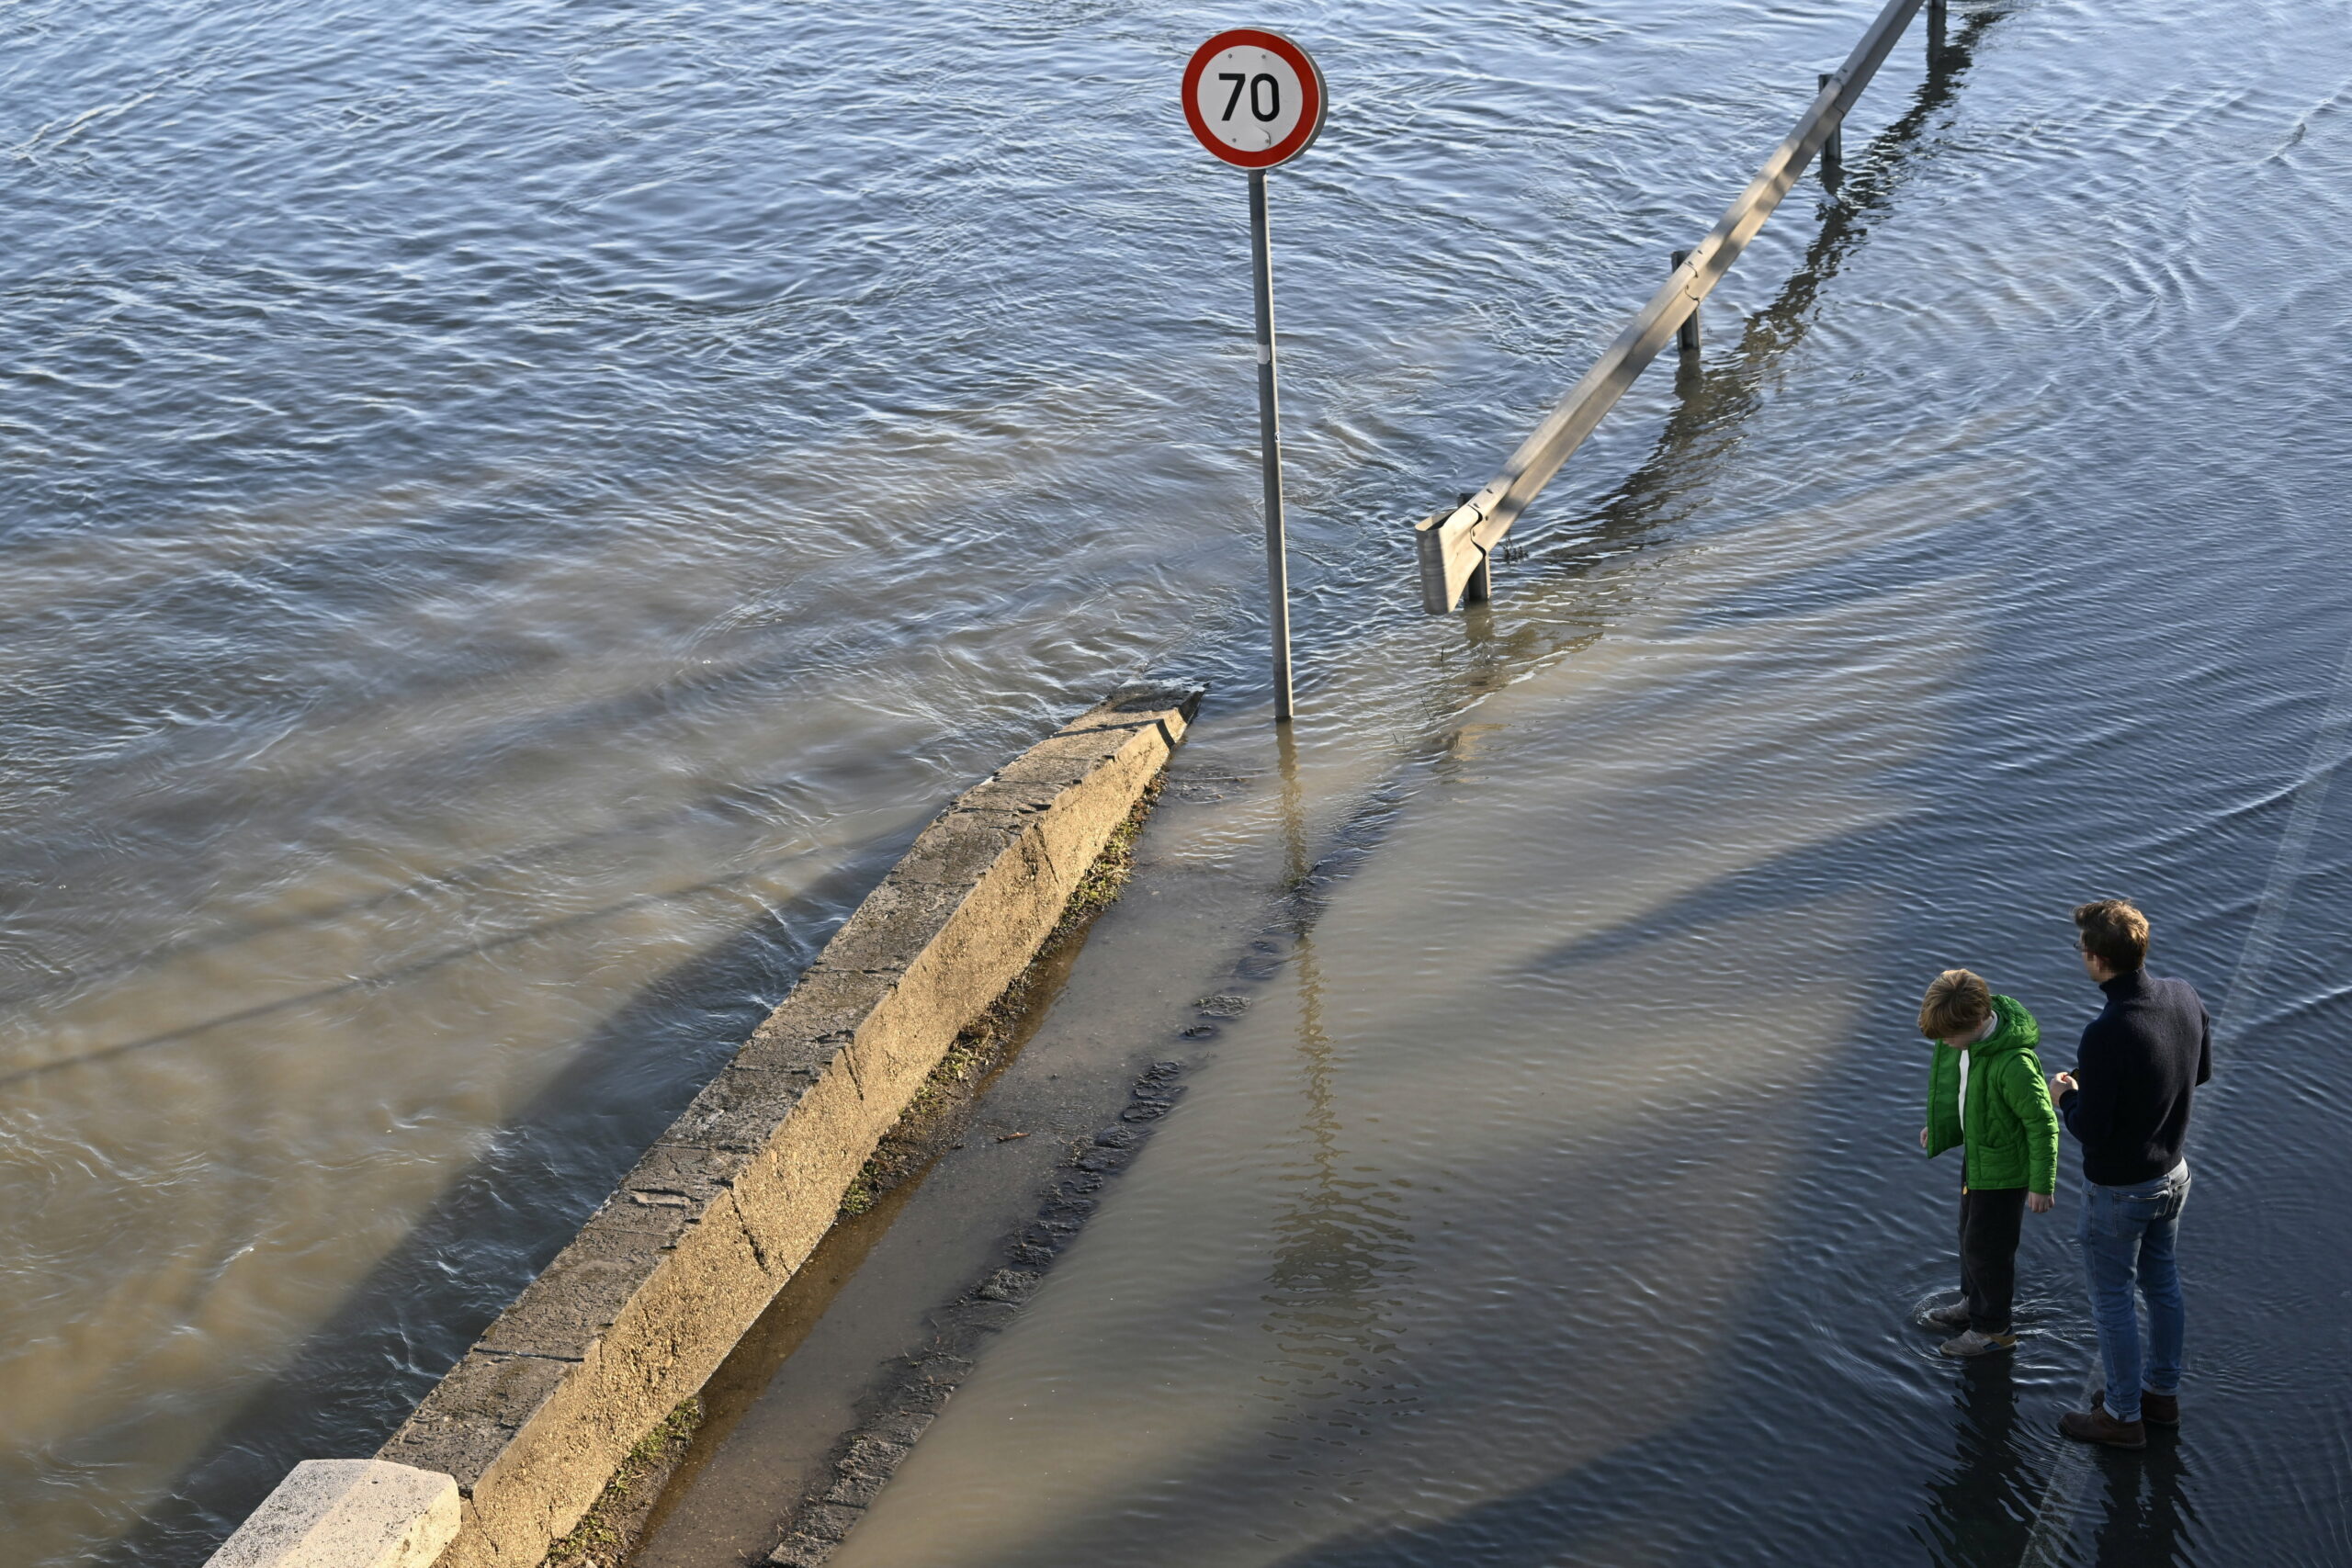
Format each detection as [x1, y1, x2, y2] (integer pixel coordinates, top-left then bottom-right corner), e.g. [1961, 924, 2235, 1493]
[1918, 968, 1994, 1040]
[2075, 898, 2149, 972]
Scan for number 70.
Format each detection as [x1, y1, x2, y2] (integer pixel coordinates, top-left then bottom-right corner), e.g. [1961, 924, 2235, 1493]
[1217, 72, 1282, 124]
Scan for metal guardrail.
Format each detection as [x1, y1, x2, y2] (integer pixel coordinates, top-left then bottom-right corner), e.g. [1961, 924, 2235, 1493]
[1415, 0, 1944, 613]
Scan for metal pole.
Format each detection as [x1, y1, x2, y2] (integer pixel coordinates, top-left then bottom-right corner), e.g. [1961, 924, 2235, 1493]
[1248, 170, 1295, 722]
[1671, 249, 1701, 356]
[1928, 0, 1947, 62]
[1818, 73, 1843, 188]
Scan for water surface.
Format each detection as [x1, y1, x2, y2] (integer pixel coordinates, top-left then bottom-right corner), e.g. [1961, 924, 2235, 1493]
[0, 0, 2346, 1562]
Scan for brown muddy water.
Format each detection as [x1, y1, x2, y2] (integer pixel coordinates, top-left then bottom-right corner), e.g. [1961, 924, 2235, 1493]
[2, 0, 2348, 1563]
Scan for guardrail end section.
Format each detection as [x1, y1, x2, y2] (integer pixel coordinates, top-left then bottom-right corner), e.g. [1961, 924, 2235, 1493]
[205, 1460, 460, 1568]
[1415, 508, 1485, 615]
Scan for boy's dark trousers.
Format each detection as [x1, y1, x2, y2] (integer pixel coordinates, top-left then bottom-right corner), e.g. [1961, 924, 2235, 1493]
[1959, 1187, 2027, 1334]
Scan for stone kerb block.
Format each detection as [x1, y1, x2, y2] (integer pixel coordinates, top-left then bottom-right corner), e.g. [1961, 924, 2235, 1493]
[205, 1460, 459, 1568]
[352, 682, 1202, 1568]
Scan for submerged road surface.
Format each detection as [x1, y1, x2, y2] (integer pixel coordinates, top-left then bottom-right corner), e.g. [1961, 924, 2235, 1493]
[807, 4, 2352, 1565]
[1, 0, 2347, 1562]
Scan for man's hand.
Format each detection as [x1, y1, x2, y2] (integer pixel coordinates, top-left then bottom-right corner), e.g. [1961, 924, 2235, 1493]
[2052, 1071, 2079, 1095]
[2027, 1191, 2054, 1213]
[1918, 1125, 1929, 1151]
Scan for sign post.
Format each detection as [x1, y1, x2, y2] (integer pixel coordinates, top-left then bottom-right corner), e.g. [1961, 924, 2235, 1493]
[1182, 28, 1326, 723]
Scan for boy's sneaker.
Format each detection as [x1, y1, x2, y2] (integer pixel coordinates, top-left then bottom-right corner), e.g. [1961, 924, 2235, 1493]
[1922, 1302, 1973, 1333]
[1938, 1328, 2018, 1359]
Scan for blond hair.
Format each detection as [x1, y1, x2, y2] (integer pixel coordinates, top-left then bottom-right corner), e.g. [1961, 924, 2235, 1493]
[2074, 898, 2149, 972]
[1918, 968, 1993, 1040]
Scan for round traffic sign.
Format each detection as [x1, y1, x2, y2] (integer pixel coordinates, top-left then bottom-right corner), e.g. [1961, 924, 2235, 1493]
[1182, 29, 1325, 170]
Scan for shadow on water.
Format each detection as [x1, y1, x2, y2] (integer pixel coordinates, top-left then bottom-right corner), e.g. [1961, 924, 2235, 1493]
[1249, 1414, 1754, 1568]
[1257, 1367, 2194, 1568]
[1235, 17, 2209, 1568]
[1148, 24, 2045, 1564]
[97, 832, 918, 1567]
[1244, 854, 2195, 1568]
[1260, 17, 2221, 1561]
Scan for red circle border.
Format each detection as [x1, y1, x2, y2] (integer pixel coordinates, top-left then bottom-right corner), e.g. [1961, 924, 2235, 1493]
[1182, 28, 1326, 170]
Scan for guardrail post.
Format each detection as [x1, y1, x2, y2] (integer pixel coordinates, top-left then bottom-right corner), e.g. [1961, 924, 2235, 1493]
[1464, 552, 1493, 604]
[1818, 74, 1843, 188]
[1670, 250, 1700, 357]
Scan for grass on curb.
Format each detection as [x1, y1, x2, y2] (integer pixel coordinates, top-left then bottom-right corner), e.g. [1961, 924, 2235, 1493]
[541, 1396, 703, 1568]
[837, 775, 1163, 1218]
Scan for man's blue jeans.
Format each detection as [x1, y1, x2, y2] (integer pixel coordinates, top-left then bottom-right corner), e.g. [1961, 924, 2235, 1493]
[2077, 1162, 2190, 1423]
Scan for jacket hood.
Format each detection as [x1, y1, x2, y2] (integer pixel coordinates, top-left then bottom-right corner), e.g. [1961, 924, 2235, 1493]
[1972, 992, 2041, 1059]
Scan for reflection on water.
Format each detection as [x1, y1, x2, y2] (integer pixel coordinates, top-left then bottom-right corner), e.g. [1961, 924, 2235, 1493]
[2085, 1438, 2196, 1568]
[1260, 737, 1419, 1484]
[1917, 1360, 2039, 1564]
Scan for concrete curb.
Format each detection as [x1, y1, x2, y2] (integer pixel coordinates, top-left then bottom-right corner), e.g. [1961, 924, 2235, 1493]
[204, 1461, 459, 1568]
[204, 683, 1203, 1568]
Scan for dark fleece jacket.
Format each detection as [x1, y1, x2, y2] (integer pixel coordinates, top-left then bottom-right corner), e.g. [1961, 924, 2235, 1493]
[2058, 967, 2212, 1186]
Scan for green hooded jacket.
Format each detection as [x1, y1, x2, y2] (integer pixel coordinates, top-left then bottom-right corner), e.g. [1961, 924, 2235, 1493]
[1924, 992, 2059, 1194]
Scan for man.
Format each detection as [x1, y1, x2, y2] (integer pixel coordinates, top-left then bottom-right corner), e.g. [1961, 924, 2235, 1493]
[2052, 898, 2211, 1450]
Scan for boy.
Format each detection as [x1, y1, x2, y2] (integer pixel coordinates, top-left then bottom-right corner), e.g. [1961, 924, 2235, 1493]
[1916, 968, 2061, 1358]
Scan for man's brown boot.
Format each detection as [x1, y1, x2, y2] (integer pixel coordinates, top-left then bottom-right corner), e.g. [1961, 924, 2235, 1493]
[2059, 1404, 2147, 1450]
[2095, 1389, 2179, 1427]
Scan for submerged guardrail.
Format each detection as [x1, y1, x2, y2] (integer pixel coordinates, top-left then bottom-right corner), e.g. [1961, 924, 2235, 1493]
[1415, 0, 1947, 613]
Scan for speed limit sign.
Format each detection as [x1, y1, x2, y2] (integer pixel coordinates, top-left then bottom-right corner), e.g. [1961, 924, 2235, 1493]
[1182, 28, 1325, 722]
[1182, 28, 1326, 169]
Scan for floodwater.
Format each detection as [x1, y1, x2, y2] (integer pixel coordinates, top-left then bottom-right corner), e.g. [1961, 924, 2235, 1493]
[1, 0, 2346, 1562]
